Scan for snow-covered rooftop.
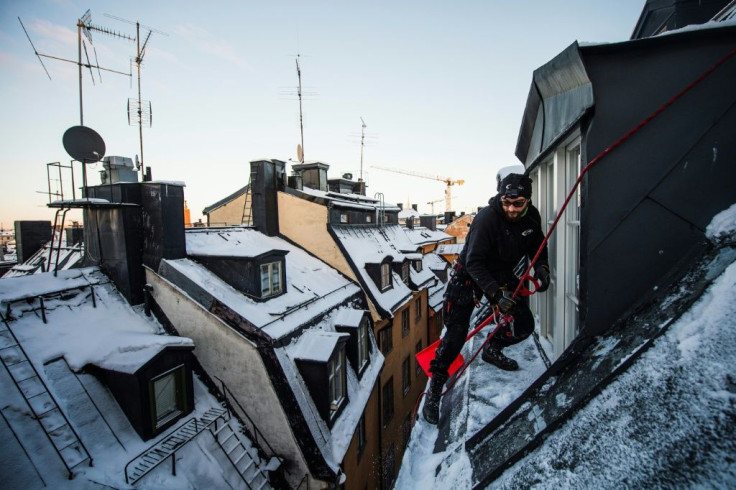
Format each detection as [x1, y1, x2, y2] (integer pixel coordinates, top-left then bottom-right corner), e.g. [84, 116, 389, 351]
[163, 227, 362, 340]
[403, 226, 453, 247]
[397, 203, 736, 488]
[0, 267, 254, 488]
[331, 224, 438, 315]
[159, 226, 384, 473]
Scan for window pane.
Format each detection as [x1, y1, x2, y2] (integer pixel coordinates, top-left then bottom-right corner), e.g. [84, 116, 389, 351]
[382, 377, 394, 425]
[272, 262, 281, 293]
[358, 320, 369, 368]
[260, 264, 270, 295]
[402, 357, 411, 394]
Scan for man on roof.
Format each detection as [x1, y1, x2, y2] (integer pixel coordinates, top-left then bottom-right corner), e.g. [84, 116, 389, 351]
[422, 172, 551, 425]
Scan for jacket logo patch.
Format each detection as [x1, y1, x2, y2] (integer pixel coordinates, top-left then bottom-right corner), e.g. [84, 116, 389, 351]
[522, 229, 533, 236]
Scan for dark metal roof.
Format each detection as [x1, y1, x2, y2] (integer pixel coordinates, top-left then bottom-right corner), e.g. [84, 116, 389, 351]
[630, 0, 731, 40]
[202, 184, 248, 215]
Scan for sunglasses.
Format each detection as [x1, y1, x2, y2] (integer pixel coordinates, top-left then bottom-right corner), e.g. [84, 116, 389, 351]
[501, 198, 528, 208]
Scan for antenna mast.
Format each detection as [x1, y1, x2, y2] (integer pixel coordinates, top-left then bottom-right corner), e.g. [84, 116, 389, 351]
[360, 117, 367, 181]
[18, 11, 133, 126]
[296, 55, 305, 163]
[107, 14, 167, 179]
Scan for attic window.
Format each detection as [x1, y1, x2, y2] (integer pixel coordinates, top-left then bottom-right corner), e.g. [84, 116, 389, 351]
[151, 365, 186, 429]
[357, 317, 369, 372]
[381, 263, 391, 290]
[401, 263, 409, 283]
[261, 261, 283, 297]
[366, 215, 373, 223]
[340, 213, 349, 223]
[293, 331, 349, 426]
[413, 260, 423, 272]
[328, 348, 347, 416]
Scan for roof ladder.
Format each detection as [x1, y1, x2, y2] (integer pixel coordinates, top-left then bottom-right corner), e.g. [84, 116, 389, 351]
[241, 172, 253, 226]
[0, 317, 92, 479]
[210, 420, 272, 489]
[124, 407, 228, 485]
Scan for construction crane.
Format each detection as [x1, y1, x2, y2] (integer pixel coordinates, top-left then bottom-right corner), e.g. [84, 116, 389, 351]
[371, 165, 464, 212]
[427, 199, 444, 215]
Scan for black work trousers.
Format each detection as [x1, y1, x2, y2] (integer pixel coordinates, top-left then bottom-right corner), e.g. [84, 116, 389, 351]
[429, 274, 535, 378]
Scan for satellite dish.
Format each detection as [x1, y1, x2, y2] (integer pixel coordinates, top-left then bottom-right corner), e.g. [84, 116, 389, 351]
[62, 125, 106, 163]
[296, 144, 303, 163]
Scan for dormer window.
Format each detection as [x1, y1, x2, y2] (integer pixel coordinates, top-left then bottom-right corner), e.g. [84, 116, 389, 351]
[413, 260, 423, 272]
[335, 310, 372, 378]
[358, 317, 369, 371]
[191, 247, 288, 301]
[392, 259, 410, 285]
[260, 261, 283, 297]
[381, 263, 391, 291]
[293, 331, 350, 427]
[328, 348, 346, 412]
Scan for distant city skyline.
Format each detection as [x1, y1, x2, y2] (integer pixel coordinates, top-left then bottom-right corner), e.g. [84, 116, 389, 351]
[0, 0, 644, 227]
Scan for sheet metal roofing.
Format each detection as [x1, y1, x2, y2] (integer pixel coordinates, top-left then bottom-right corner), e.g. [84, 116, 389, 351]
[163, 227, 361, 340]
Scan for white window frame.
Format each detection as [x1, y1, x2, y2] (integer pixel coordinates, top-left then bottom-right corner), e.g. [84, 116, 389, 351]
[529, 133, 582, 360]
[357, 317, 369, 372]
[380, 263, 391, 290]
[328, 348, 346, 414]
[151, 365, 185, 429]
[260, 261, 283, 298]
[564, 142, 581, 344]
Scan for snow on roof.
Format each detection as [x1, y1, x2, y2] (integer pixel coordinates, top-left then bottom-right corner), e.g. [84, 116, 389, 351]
[399, 208, 421, 219]
[186, 227, 288, 258]
[0, 268, 192, 373]
[437, 243, 464, 256]
[160, 226, 383, 478]
[0, 266, 96, 301]
[404, 226, 453, 246]
[297, 186, 402, 211]
[0, 267, 245, 488]
[2, 241, 84, 279]
[333, 308, 365, 327]
[331, 224, 432, 314]
[292, 330, 349, 362]
[398, 203, 736, 488]
[163, 228, 360, 340]
[706, 202, 736, 242]
[279, 306, 384, 471]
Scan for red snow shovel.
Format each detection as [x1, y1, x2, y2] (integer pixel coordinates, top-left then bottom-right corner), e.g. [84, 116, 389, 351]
[416, 275, 539, 378]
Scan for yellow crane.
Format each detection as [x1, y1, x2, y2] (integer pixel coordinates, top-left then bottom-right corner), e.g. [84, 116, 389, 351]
[371, 165, 464, 212]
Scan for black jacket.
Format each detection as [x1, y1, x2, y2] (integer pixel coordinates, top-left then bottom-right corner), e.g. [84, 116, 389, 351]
[459, 195, 549, 296]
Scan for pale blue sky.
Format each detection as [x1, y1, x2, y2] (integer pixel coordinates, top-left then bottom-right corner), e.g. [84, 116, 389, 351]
[0, 1, 645, 228]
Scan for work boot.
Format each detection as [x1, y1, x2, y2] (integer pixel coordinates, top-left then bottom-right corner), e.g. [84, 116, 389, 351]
[482, 343, 519, 371]
[422, 372, 448, 425]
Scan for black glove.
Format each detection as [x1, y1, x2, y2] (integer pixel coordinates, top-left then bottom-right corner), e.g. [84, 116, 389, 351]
[493, 289, 516, 313]
[535, 265, 551, 293]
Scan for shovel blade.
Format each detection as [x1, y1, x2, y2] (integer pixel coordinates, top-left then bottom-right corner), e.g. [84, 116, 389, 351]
[416, 340, 464, 378]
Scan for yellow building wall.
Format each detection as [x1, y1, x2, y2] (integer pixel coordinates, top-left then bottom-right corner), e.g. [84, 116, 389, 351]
[207, 190, 250, 227]
[277, 192, 357, 280]
[444, 214, 474, 243]
[341, 387, 381, 490]
[377, 290, 430, 485]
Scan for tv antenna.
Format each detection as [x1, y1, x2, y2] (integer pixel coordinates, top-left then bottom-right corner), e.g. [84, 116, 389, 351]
[296, 54, 305, 163]
[360, 117, 367, 181]
[106, 13, 168, 176]
[18, 10, 133, 126]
